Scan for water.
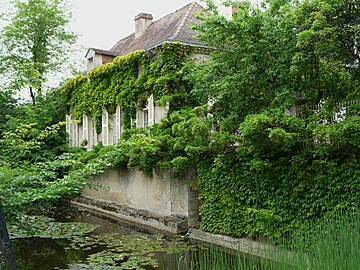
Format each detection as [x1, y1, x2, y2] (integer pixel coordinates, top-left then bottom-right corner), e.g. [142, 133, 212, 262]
[9, 206, 197, 270]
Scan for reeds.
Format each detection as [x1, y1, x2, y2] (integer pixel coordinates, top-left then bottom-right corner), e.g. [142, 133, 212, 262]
[176, 214, 360, 270]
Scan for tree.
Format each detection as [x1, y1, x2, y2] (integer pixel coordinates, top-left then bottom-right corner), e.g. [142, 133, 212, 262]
[191, 0, 359, 131]
[0, 0, 77, 105]
[0, 89, 18, 131]
[288, 0, 360, 103]
[191, 0, 298, 130]
[1, 88, 69, 163]
[0, 204, 17, 270]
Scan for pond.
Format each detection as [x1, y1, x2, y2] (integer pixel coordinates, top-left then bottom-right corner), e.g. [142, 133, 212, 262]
[8, 205, 204, 270]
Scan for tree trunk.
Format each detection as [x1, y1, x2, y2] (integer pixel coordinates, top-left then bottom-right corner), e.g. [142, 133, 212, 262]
[29, 87, 36, 106]
[0, 204, 17, 270]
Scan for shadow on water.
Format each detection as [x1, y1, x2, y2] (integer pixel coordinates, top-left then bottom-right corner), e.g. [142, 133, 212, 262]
[8, 205, 195, 270]
[12, 238, 86, 270]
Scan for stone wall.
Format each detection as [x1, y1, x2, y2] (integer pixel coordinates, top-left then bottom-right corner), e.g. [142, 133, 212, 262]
[77, 167, 199, 233]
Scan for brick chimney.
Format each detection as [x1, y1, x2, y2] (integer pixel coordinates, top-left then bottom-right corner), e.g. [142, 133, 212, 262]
[134, 13, 153, 38]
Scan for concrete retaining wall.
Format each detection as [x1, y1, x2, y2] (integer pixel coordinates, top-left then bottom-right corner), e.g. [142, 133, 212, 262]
[78, 167, 199, 233]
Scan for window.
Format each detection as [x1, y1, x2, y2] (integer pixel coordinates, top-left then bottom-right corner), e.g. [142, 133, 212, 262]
[113, 114, 118, 144]
[83, 115, 89, 146]
[91, 122, 96, 146]
[71, 122, 78, 146]
[143, 109, 149, 128]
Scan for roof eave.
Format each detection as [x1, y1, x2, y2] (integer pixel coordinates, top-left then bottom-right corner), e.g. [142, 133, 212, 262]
[85, 48, 121, 58]
[144, 39, 212, 52]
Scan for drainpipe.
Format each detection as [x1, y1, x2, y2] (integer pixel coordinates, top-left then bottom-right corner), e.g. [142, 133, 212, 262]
[0, 204, 17, 270]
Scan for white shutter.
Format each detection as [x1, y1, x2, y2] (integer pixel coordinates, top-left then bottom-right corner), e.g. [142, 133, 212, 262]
[73, 122, 79, 147]
[148, 95, 154, 126]
[66, 115, 71, 146]
[135, 108, 141, 128]
[116, 106, 122, 140]
[102, 109, 109, 146]
[90, 117, 97, 147]
[66, 115, 71, 135]
[83, 115, 89, 147]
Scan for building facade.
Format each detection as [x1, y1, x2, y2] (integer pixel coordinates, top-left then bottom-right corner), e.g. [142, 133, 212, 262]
[66, 2, 209, 150]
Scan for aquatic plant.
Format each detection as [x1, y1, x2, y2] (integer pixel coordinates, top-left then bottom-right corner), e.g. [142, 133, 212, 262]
[8, 214, 199, 269]
[176, 214, 360, 270]
[8, 215, 98, 239]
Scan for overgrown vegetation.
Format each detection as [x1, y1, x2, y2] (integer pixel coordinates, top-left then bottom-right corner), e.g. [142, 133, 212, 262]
[0, 90, 86, 218]
[62, 43, 197, 131]
[60, 0, 359, 240]
[0, 0, 359, 250]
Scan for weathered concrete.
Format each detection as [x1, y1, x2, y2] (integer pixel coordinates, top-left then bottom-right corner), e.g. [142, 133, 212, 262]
[77, 167, 199, 233]
[72, 197, 188, 234]
[188, 230, 295, 265]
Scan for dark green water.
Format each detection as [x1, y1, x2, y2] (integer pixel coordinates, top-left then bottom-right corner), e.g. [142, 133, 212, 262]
[8, 206, 260, 270]
[9, 207, 197, 270]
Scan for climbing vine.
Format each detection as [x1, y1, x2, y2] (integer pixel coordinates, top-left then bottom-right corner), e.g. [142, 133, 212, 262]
[62, 43, 192, 132]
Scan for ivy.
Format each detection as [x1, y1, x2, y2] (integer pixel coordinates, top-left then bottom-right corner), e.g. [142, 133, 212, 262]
[196, 111, 360, 239]
[62, 43, 192, 132]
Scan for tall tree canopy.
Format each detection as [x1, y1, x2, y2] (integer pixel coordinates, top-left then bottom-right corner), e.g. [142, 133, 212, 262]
[0, 0, 77, 105]
[191, 0, 359, 130]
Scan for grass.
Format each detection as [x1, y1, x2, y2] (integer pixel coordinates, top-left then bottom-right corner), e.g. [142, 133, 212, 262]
[175, 214, 360, 270]
[284, 214, 360, 270]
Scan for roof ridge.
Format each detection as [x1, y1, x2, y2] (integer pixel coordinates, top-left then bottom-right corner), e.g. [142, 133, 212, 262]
[170, 2, 196, 40]
[110, 33, 134, 51]
[110, 2, 196, 50]
[109, 2, 205, 55]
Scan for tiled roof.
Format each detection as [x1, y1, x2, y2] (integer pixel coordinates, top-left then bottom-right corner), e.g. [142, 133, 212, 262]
[110, 2, 205, 56]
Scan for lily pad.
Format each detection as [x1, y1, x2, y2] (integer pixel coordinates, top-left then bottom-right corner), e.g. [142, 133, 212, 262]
[8, 215, 99, 239]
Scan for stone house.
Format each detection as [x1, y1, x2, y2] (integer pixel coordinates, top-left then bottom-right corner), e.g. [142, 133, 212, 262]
[66, 2, 209, 150]
[65, 2, 210, 233]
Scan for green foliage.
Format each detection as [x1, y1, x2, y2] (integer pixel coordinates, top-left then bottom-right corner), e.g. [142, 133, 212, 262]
[191, 0, 359, 131]
[0, 0, 77, 104]
[191, 0, 298, 130]
[0, 90, 68, 166]
[0, 153, 85, 217]
[197, 110, 360, 239]
[0, 90, 18, 130]
[288, 0, 360, 103]
[1, 0, 357, 243]
[184, 0, 359, 238]
[0, 89, 85, 219]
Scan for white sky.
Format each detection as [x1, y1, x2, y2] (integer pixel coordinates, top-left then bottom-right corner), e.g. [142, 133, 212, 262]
[0, 0, 231, 64]
[0, 0, 233, 98]
[70, 0, 230, 51]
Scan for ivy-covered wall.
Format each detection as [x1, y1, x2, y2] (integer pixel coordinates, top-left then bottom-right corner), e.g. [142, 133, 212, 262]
[196, 110, 360, 239]
[62, 42, 197, 132]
